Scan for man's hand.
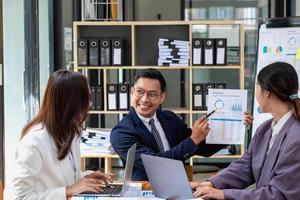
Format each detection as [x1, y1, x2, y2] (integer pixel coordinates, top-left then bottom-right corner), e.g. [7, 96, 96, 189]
[190, 117, 210, 145]
[244, 111, 254, 127]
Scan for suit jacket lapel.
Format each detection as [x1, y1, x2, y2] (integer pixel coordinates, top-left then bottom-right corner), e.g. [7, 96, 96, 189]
[49, 134, 75, 185]
[57, 154, 75, 185]
[130, 107, 161, 152]
[254, 127, 272, 183]
[258, 116, 295, 187]
[71, 138, 80, 181]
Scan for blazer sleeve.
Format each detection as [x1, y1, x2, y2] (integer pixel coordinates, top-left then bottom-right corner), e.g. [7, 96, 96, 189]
[223, 139, 300, 200]
[208, 131, 258, 189]
[10, 139, 66, 200]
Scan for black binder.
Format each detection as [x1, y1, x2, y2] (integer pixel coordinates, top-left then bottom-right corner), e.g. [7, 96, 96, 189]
[203, 39, 215, 65]
[118, 83, 129, 110]
[192, 38, 203, 65]
[215, 38, 227, 65]
[95, 85, 104, 111]
[89, 39, 99, 66]
[192, 83, 204, 110]
[78, 39, 88, 66]
[215, 83, 226, 89]
[112, 39, 123, 66]
[203, 83, 215, 110]
[100, 39, 111, 66]
[90, 86, 96, 110]
[107, 83, 118, 110]
[97, 0, 106, 20]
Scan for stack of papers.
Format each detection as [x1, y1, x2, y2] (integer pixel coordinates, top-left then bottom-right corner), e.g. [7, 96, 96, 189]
[158, 38, 189, 66]
[80, 128, 114, 156]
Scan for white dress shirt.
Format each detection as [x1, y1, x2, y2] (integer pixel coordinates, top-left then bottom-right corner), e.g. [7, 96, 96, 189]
[137, 112, 170, 151]
[267, 110, 293, 155]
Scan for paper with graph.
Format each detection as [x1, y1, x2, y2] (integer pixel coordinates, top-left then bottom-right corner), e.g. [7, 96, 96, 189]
[206, 89, 247, 144]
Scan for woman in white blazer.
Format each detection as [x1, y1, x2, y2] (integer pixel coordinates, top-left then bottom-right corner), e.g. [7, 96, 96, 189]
[5, 70, 112, 200]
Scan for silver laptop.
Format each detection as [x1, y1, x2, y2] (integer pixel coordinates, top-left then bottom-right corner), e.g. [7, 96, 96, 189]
[77, 143, 137, 197]
[141, 154, 194, 200]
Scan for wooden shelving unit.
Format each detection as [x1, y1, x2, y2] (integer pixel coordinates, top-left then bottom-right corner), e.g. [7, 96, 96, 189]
[74, 20, 245, 173]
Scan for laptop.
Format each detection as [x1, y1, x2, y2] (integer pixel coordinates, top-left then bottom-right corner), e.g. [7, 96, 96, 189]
[77, 143, 137, 197]
[141, 154, 194, 200]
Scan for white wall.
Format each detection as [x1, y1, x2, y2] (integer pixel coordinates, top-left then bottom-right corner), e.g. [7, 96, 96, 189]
[3, 0, 26, 184]
[39, 0, 51, 96]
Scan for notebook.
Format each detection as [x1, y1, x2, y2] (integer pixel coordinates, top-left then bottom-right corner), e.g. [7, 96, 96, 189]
[77, 143, 137, 197]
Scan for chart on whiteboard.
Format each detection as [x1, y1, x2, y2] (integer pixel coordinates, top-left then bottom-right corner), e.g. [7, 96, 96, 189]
[206, 89, 247, 144]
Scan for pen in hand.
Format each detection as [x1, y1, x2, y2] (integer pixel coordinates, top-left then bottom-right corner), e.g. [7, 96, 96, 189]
[204, 109, 216, 120]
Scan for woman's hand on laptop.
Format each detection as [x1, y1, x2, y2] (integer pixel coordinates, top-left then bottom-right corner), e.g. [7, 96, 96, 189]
[190, 181, 213, 190]
[85, 170, 114, 186]
[193, 186, 224, 200]
[66, 177, 105, 197]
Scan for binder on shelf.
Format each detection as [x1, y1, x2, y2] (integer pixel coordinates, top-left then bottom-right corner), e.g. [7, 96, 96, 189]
[203, 39, 215, 65]
[215, 38, 227, 65]
[192, 38, 203, 65]
[192, 83, 204, 110]
[100, 39, 111, 66]
[95, 85, 104, 111]
[118, 83, 129, 110]
[97, 0, 106, 20]
[78, 39, 88, 66]
[89, 39, 99, 66]
[112, 38, 123, 66]
[90, 86, 96, 110]
[107, 83, 118, 110]
[203, 83, 215, 109]
[215, 83, 227, 89]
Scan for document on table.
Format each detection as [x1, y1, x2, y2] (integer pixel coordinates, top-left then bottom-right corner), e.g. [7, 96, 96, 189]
[206, 89, 247, 144]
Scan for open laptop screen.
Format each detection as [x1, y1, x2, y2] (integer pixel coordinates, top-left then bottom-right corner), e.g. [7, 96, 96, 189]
[141, 154, 194, 200]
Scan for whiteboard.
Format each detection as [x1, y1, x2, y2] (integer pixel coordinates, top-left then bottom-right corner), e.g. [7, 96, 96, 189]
[252, 23, 300, 137]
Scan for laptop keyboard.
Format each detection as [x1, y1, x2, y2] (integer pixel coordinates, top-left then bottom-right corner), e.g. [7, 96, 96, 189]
[102, 184, 123, 195]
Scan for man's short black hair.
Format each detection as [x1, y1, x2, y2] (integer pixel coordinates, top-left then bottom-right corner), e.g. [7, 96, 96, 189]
[134, 68, 166, 92]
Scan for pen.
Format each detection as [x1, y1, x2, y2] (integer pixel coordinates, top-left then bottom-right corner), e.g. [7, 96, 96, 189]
[204, 109, 216, 119]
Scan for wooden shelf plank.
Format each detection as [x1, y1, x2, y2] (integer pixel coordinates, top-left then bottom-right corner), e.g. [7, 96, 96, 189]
[76, 65, 241, 70]
[81, 154, 119, 159]
[192, 65, 241, 69]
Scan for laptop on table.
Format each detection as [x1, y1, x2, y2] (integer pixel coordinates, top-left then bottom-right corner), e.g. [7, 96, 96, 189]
[141, 154, 196, 200]
[77, 143, 137, 197]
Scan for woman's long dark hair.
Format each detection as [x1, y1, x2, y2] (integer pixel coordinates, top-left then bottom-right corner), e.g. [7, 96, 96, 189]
[257, 61, 300, 120]
[21, 70, 91, 160]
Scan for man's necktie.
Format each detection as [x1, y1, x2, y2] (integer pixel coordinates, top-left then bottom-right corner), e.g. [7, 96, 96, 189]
[149, 118, 165, 152]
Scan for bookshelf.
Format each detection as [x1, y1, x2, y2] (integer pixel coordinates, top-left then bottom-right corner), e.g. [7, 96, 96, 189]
[73, 20, 245, 173]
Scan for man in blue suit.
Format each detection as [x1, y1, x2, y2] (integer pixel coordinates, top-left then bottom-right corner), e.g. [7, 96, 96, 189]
[110, 68, 224, 181]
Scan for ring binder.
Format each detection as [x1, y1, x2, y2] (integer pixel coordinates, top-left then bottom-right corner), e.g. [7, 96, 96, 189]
[118, 83, 129, 110]
[78, 39, 88, 66]
[107, 83, 118, 110]
[112, 39, 123, 66]
[89, 39, 99, 66]
[100, 39, 111, 66]
[192, 83, 204, 110]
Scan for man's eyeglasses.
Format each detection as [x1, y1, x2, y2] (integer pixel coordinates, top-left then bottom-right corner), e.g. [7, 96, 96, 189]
[132, 88, 161, 100]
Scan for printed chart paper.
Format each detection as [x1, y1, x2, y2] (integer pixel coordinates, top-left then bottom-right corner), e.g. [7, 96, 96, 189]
[206, 89, 247, 144]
